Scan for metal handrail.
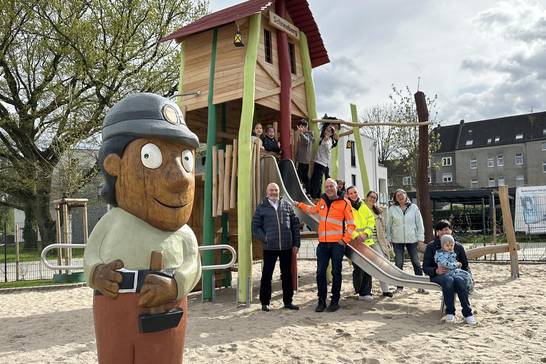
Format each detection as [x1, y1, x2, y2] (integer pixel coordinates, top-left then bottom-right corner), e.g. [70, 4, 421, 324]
[41, 243, 237, 271]
[198, 244, 237, 271]
[41, 244, 85, 270]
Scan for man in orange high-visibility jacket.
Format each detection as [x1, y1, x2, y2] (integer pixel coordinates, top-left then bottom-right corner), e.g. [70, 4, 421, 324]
[294, 178, 355, 312]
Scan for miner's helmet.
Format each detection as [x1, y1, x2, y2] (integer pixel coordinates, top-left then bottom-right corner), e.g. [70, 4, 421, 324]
[102, 93, 199, 148]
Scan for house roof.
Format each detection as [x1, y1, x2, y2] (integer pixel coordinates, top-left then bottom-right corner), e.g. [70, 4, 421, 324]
[435, 111, 546, 152]
[433, 124, 459, 153]
[457, 111, 546, 150]
[160, 0, 330, 68]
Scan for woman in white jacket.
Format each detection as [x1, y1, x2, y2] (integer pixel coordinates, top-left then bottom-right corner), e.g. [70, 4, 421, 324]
[387, 189, 425, 292]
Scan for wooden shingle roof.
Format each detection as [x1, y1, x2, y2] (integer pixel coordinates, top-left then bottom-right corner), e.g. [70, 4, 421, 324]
[161, 0, 329, 68]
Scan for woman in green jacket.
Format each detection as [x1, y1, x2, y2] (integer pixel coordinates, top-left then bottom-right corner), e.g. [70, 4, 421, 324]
[346, 186, 393, 300]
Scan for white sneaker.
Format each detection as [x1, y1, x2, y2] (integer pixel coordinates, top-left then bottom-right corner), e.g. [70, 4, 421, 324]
[465, 315, 477, 325]
[358, 295, 374, 302]
[445, 314, 456, 323]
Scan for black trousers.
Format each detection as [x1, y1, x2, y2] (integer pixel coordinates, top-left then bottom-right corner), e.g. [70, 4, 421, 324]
[309, 162, 328, 198]
[259, 249, 293, 306]
[352, 262, 372, 296]
[296, 162, 310, 192]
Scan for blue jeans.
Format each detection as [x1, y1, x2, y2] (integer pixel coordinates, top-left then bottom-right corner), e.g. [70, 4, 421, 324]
[316, 242, 345, 304]
[393, 242, 423, 276]
[431, 273, 473, 317]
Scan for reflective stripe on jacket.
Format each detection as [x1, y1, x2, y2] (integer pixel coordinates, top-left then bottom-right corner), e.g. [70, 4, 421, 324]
[350, 202, 375, 247]
[297, 195, 355, 243]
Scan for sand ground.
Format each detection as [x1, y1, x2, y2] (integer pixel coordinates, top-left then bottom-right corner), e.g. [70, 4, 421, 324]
[0, 261, 545, 363]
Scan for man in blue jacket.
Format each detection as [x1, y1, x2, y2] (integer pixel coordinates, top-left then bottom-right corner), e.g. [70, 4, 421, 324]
[423, 220, 477, 325]
[252, 183, 301, 312]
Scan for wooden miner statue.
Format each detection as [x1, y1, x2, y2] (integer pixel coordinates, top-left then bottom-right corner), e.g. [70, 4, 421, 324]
[83, 93, 201, 364]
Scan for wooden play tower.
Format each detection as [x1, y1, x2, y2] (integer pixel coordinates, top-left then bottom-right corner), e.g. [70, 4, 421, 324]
[161, 0, 329, 303]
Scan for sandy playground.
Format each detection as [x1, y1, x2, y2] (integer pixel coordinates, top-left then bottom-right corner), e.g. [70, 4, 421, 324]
[0, 260, 545, 364]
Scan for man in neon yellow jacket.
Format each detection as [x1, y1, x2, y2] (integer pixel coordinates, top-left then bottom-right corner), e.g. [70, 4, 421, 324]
[346, 186, 393, 300]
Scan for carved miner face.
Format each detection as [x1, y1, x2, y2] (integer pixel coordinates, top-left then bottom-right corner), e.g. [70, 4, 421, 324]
[103, 137, 195, 231]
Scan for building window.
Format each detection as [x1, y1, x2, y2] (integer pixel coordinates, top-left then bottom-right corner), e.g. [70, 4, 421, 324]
[497, 154, 504, 166]
[497, 176, 505, 186]
[543, 129, 546, 136]
[488, 177, 496, 187]
[465, 139, 473, 146]
[488, 157, 494, 168]
[388, 178, 393, 186]
[469, 158, 477, 169]
[264, 29, 273, 64]
[543, 161, 546, 173]
[441, 157, 452, 166]
[515, 152, 524, 165]
[494, 136, 500, 142]
[427, 176, 431, 183]
[403, 176, 412, 186]
[515, 175, 524, 187]
[351, 174, 357, 187]
[442, 173, 453, 183]
[350, 141, 356, 167]
[288, 42, 296, 74]
[471, 178, 478, 188]
[542, 142, 546, 151]
[515, 133, 523, 140]
[487, 138, 492, 144]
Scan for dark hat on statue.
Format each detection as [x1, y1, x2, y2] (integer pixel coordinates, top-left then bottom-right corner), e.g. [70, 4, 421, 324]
[102, 93, 199, 148]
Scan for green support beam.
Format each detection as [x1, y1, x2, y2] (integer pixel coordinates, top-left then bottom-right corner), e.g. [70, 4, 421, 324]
[237, 14, 261, 305]
[350, 103, 370, 192]
[299, 32, 320, 158]
[202, 29, 219, 300]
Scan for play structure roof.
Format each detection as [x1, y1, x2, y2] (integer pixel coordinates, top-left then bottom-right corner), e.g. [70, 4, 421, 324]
[161, 0, 330, 68]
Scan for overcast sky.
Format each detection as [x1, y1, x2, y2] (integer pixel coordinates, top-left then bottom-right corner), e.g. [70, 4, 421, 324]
[210, 0, 546, 125]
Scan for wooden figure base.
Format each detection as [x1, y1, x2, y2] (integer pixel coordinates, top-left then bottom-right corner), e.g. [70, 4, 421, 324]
[93, 293, 188, 364]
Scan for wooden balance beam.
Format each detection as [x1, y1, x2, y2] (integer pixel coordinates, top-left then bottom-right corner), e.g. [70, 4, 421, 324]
[465, 243, 520, 260]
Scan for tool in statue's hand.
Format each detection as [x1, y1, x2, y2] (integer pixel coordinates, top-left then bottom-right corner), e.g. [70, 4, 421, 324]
[138, 251, 183, 334]
[92, 259, 124, 298]
[138, 251, 178, 310]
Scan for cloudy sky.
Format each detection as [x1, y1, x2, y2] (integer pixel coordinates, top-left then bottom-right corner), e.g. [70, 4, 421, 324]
[210, 0, 546, 125]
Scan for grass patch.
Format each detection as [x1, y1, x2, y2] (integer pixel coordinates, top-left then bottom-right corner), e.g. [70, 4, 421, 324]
[0, 279, 77, 289]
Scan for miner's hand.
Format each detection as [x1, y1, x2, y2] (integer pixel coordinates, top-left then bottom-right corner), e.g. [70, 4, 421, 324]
[92, 260, 124, 298]
[138, 274, 178, 308]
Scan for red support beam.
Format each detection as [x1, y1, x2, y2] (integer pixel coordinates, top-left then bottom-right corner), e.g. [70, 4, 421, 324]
[276, 0, 293, 159]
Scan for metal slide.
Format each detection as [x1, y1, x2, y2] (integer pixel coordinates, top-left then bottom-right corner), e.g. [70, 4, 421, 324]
[270, 156, 440, 291]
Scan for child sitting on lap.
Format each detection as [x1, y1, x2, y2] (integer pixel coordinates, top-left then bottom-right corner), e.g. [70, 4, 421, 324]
[435, 235, 473, 291]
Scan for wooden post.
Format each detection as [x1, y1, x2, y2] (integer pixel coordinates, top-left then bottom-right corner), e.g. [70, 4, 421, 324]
[55, 206, 62, 275]
[202, 28, 219, 300]
[498, 186, 520, 278]
[224, 145, 232, 212]
[255, 138, 262, 203]
[275, 0, 292, 160]
[15, 224, 19, 281]
[414, 91, 433, 242]
[217, 149, 225, 217]
[237, 13, 261, 304]
[62, 202, 70, 274]
[299, 31, 320, 170]
[492, 191, 497, 244]
[230, 139, 237, 210]
[212, 145, 218, 218]
[350, 104, 370, 192]
[82, 202, 89, 243]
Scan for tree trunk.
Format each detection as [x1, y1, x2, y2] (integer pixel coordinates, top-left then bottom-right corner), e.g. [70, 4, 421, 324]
[35, 189, 56, 248]
[22, 204, 38, 252]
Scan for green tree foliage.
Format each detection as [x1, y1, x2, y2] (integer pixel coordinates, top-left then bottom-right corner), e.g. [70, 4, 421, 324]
[0, 0, 208, 250]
